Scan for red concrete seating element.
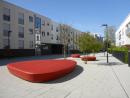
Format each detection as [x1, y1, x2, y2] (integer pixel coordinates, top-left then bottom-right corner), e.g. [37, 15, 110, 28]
[81, 56, 96, 61]
[71, 54, 80, 58]
[7, 60, 76, 82]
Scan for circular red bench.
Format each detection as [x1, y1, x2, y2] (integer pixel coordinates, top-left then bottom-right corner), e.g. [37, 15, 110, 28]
[71, 54, 80, 58]
[81, 56, 96, 61]
[7, 60, 76, 82]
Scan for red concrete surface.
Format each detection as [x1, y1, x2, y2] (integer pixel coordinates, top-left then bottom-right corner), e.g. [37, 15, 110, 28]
[81, 56, 96, 61]
[71, 54, 80, 58]
[7, 60, 77, 82]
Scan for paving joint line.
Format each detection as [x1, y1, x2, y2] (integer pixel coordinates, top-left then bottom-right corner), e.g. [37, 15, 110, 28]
[111, 67, 130, 98]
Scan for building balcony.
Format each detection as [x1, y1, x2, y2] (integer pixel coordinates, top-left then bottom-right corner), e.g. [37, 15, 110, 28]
[126, 28, 130, 37]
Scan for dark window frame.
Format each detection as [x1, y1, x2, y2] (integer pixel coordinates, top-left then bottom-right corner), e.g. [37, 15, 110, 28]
[18, 13, 24, 25]
[29, 16, 33, 22]
[29, 28, 33, 34]
[47, 32, 49, 36]
[18, 26, 24, 38]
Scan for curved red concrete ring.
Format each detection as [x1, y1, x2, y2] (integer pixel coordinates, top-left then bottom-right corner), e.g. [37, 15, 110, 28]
[7, 60, 76, 82]
[81, 56, 96, 61]
[71, 54, 80, 58]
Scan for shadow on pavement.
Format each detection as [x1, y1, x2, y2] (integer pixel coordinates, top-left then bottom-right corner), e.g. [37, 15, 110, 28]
[97, 62, 124, 66]
[45, 65, 84, 84]
[0, 55, 70, 66]
[99, 56, 113, 57]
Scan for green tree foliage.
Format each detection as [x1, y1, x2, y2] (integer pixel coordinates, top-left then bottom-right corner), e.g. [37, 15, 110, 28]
[103, 39, 111, 51]
[76, 33, 103, 54]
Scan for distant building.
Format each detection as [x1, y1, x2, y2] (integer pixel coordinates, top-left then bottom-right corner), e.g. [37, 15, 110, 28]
[115, 14, 130, 48]
[92, 33, 103, 43]
[0, 0, 82, 57]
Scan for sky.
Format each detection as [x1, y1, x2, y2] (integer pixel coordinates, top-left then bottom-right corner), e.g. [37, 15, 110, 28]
[5, 0, 130, 36]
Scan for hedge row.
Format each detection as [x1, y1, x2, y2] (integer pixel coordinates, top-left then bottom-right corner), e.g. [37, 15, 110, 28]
[108, 47, 128, 63]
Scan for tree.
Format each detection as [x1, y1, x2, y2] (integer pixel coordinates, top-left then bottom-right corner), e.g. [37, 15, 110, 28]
[103, 39, 112, 51]
[59, 24, 70, 58]
[76, 33, 91, 53]
[76, 33, 103, 55]
[104, 26, 116, 45]
[92, 39, 103, 56]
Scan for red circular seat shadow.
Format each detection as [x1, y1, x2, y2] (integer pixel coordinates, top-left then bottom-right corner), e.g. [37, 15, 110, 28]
[7, 60, 76, 82]
[71, 54, 80, 58]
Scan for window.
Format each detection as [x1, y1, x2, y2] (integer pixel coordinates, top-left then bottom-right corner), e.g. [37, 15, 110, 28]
[18, 26, 24, 38]
[68, 39, 70, 42]
[18, 13, 24, 25]
[3, 23, 10, 37]
[119, 31, 121, 40]
[56, 36, 59, 40]
[29, 28, 33, 34]
[56, 27, 59, 32]
[51, 34, 53, 40]
[42, 20, 45, 26]
[51, 25, 53, 30]
[3, 7, 10, 21]
[128, 22, 130, 28]
[3, 39, 9, 48]
[29, 16, 33, 22]
[47, 32, 49, 36]
[18, 40, 24, 49]
[35, 17, 41, 28]
[42, 32, 45, 36]
[36, 36, 40, 41]
[47, 22, 49, 26]
[29, 41, 33, 48]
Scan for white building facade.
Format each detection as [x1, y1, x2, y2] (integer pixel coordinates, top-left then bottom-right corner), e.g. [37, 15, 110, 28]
[115, 14, 130, 47]
[0, 0, 82, 56]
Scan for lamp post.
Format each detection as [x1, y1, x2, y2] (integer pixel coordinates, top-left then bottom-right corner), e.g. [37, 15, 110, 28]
[102, 24, 109, 63]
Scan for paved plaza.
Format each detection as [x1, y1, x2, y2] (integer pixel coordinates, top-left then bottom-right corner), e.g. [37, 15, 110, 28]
[0, 53, 130, 98]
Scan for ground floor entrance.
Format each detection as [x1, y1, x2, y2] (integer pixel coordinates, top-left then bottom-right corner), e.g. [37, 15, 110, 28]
[41, 43, 63, 55]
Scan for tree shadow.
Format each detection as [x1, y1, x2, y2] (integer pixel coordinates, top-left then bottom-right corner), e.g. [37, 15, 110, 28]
[99, 56, 113, 57]
[45, 65, 84, 84]
[97, 62, 124, 66]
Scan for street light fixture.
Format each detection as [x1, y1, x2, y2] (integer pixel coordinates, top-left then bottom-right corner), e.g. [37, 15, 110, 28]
[102, 24, 109, 63]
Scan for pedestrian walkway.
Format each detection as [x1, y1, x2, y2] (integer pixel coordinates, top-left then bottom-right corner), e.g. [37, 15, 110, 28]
[0, 53, 130, 98]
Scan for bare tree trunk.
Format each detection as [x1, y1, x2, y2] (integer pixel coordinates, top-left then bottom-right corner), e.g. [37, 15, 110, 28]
[84, 51, 87, 64]
[63, 44, 66, 59]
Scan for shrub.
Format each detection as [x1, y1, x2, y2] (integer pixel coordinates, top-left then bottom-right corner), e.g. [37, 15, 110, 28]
[108, 46, 128, 63]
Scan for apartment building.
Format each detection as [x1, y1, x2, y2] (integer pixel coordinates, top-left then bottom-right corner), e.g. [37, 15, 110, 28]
[115, 14, 130, 48]
[0, 0, 81, 57]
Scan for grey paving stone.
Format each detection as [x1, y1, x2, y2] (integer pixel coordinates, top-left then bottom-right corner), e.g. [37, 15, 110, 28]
[0, 53, 129, 98]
